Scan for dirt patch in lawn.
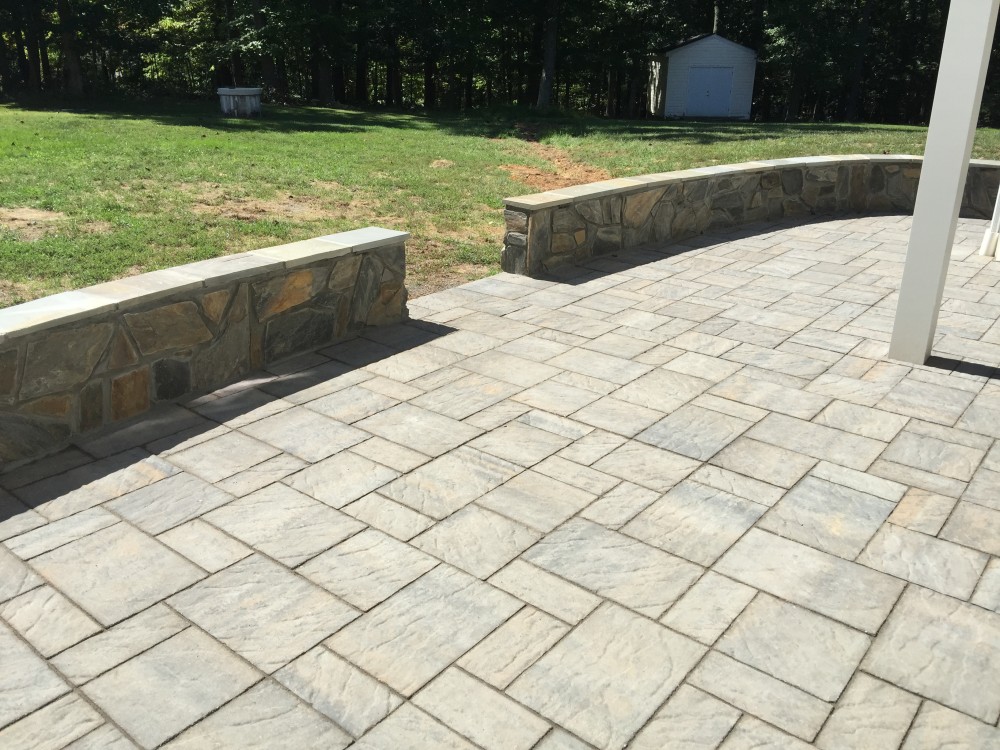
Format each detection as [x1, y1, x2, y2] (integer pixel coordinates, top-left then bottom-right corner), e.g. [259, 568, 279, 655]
[188, 182, 384, 224]
[0, 207, 67, 241]
[499, 127, 611, 191]
[0, 208, 113, 241]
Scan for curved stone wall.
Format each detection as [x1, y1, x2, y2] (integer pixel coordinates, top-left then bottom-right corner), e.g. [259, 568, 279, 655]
[501, 155, 1000, 275]
[0, 227, 409, 467]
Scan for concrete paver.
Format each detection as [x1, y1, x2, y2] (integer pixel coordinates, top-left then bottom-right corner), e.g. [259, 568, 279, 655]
[3, 214, 1000, 748]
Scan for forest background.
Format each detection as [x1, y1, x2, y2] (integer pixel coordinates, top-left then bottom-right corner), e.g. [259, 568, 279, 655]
[1, 0, 994, 124]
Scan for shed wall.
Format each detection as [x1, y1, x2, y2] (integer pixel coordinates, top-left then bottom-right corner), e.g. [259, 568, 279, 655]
[664, 36, 756, 119]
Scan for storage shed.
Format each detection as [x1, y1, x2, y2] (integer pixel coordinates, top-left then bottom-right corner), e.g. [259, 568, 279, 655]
[648, 34, 756, 119]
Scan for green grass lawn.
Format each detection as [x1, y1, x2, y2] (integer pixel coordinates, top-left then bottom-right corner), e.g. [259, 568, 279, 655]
[3, 100, 1000, 305]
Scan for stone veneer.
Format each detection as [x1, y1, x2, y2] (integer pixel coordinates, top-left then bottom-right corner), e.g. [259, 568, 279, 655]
[501, 154, 1000, 275]
[0, 227, 409, 467]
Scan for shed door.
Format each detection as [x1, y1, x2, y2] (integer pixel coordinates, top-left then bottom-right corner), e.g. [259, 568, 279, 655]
[686, 66, 734, 117]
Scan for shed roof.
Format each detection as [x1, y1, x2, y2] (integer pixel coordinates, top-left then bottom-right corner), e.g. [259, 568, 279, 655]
[655, 32, 756, 57]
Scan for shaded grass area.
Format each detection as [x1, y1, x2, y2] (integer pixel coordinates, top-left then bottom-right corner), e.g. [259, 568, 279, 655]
[3, 99, 1000, 304]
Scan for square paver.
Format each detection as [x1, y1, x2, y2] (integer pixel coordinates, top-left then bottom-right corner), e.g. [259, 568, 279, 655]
[0, 620, 68, 729]
[166, 680, 352, 749]
[413, 667, 550, 750]
[637, 404, 752, 460]
[660, 571, 757, 645]
[623, 480, 765, 565]
[717, 594, 870, 702]
[169, 554, 358, 673]
[106, 472, 234, 534]
[478, 470, 595, 532]
[379, 446, 519, 519]
[204, 483, 364, 567]
[0, 585, 101, 657]
[715, 528, 904, 633]
[458, 607, 570, 689]
[524, 518, 702, 617]
[157, 518, 252, 572]
[357, 403, 483, 457]
[274, 647, 402, 738]
[284, 451, 399, 508]
[299, 528, 437, 610]
[468, 421, 571, 467]
[593, 440, 700, 493]
[326, 564, 519, 695]
[30, 523, 204, 626]
[82, 627, 259, 749]
[508, 603, 704, 749]
[413, 505, 540, 578]
[815, 674, 920, 750]
[710, 437, 816, 489]
[757, 475, 894, 559]
[411, 373, 521, 420]
[629, 685, 740, 750]
[864, 585, 1000, 723]
[304, 385, 399, 423]
[241, 407, 369, 462]
[166, 431, 281, 483]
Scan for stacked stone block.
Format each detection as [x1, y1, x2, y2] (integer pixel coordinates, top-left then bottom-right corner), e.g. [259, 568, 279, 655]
[0, 228, 408, 466]
[502, 155, 1000, 275]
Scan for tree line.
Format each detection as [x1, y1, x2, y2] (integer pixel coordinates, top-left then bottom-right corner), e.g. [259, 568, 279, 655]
[2, 0, 998, 124]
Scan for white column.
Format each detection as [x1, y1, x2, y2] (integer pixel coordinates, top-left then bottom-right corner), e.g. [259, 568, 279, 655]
[888, 0, 1000, 363]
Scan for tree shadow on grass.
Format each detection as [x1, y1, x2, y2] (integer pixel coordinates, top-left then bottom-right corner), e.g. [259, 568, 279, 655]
[2, 97, 922, 145]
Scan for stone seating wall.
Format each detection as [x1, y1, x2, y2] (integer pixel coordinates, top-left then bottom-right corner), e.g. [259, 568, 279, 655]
[501, 155, 1000, 275]
[0, 227, 408, 466]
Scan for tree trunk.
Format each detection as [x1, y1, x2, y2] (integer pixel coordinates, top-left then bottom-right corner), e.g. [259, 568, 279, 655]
[22, 5, 42, 93]
[713, 0, 721, 34]
[535, 0, 558, 108]
[843, 0, 874, 121]
[423, 58, 437, 108]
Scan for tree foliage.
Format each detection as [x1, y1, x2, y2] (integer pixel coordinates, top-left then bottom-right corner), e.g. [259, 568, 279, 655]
[1, 0, 998, 124]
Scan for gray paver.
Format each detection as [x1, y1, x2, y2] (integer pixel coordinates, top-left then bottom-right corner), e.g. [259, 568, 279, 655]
[815, 673, 921, 750]
[379, 446, 519, 519]
[478, 470, 595, 532]
[637, 403, 751, 460]
[524, 518, 702, 617]
[0, 620, 68, 730]
[717, 594, 870, 702]
[106, 472, 234, 534]
[51, 604, 187, 685]
[758, 475, 894, 559]
[901, 701, 1000, 750]
[413, 667, 550, 750]
[690, 651, 831, 741]
[299, 528, 437, 610]
[623, 479, 765, 565]
[413, 504, 540, 578]
[352, 704, 476, 750]
[715, 528, 904, 633]
[0, 585, 101, 657]
[166, 431, 281, 483]
[326, 564, 519, 695]
[157, 518, 251, 572]
[508, 603, 704, 750]
[357, 403, 483, 456]
[284, 451, 399, 508]
[660, 571, 758, 645]
[342, 492, 435, 540]
[241, 407, 369, 462]
[629, 685, 741, 750]
[82, 627, 259, 749]
[864, 585, 1000, 723]
[458, 606, 569, 689]
[204, 483, 364, 567]
[858, 523, 988, 599]
[169, 554, 358, 673]
[165, 680, 351, 749]
[274, 646, 402, 737]
[0, 694, 102, 750]
[4, 507, 118, 559]
[593, 440, 700, 492]
[488, 559, 601, 624]
[31, 523, 204, 626]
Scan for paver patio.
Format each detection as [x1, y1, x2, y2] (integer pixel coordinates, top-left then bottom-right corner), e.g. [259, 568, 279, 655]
[2, 213, 1000, 749]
